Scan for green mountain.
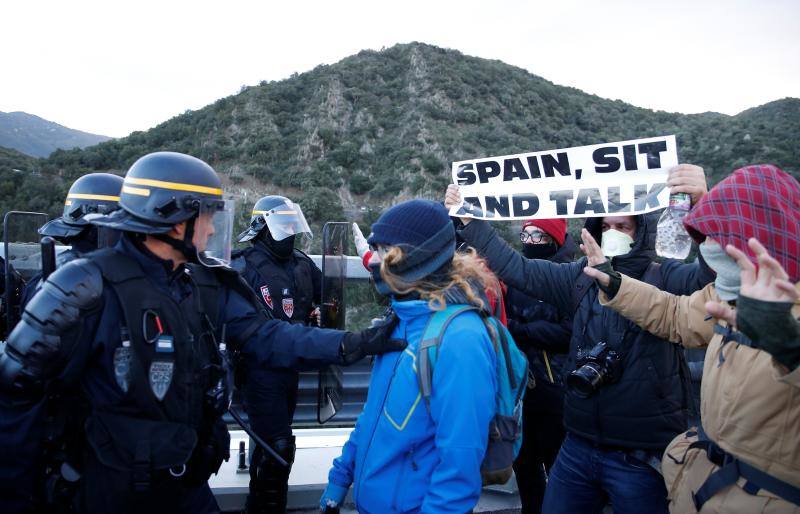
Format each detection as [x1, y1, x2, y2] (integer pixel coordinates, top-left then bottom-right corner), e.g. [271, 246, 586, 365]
[0, 111, 111, 158]
[1, 43, 798, 237]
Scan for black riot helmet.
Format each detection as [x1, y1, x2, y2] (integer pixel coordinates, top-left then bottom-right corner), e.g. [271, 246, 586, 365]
[88, 151, 235, 266]
[39, 173, 123, 242]
[238, 195, 312, 243]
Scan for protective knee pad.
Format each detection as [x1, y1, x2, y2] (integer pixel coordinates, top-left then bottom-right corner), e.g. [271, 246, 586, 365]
[246, 436, 296, 514]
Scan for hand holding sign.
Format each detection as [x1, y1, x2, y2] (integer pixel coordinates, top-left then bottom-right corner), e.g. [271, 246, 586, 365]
[580, 229, 611, 288]
[444, 184, 471, 225]
[667, 164, 708, 206]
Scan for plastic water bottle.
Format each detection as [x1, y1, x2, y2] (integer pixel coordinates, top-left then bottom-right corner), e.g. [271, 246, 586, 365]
[656, 192, 693, 259]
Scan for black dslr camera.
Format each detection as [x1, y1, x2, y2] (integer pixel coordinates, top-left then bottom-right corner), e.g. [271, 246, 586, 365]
[567, 342, 622, 398]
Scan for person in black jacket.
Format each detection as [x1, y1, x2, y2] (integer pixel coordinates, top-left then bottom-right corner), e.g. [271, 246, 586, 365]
[506, 218, 574, 514]
[444, 164, 714, 514]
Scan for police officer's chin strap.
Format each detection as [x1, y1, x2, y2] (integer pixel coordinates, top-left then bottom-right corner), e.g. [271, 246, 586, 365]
[153, 216, 201, 264]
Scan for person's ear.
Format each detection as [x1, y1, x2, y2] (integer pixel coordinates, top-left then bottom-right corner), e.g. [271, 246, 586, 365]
[168, 221, 187, 239]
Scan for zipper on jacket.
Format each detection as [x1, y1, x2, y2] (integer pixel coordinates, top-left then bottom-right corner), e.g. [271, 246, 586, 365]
[354, 349, 405, 506]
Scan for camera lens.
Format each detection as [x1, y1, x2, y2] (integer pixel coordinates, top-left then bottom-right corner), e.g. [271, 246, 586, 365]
[567, 362, 605, 398]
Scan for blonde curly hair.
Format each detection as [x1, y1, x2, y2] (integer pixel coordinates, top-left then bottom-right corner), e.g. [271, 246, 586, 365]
[379, 246, 500, 311]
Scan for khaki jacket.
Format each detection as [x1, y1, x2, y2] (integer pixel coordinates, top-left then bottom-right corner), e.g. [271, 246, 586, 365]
[600, 278, 800, 513]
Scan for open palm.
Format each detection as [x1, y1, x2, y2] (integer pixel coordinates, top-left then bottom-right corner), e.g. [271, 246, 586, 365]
[705, 238, 798, 325]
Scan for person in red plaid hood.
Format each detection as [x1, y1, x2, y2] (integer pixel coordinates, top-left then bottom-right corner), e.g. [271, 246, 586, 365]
[583, 164, 800, 513]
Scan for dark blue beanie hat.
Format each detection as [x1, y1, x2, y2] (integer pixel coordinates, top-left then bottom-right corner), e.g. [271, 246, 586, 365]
[367, 200, 456, 291]
[368, 199, 453, 248]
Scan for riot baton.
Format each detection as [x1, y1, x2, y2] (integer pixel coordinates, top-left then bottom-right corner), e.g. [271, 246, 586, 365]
[41, 237, 56, 281]
[216, 330, 289, 468]
[227, 406, 289, 467]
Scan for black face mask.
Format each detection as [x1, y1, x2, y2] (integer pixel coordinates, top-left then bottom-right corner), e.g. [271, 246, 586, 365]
[259, 231, 295, 259]
[522, 243, 558, 260]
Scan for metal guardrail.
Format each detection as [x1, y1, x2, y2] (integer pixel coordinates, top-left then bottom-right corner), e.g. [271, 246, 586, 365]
[308, 254, 371, 280]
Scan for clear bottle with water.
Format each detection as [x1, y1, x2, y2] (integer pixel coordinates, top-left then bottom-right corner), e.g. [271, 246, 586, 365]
[656, 192, 693, 259]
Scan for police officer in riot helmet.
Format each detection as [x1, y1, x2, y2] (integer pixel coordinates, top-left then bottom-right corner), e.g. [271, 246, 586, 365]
[21, 173, 124, 306]
[0, 151, 404, 514]
[40, 172, 124, 258]
[232, 195, 321, 514]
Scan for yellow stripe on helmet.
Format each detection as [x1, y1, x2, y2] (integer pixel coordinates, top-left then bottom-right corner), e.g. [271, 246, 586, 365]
[251, 209, 297, 216]
[67, 193, 121, 201]
[124, 177, 223, 196]
[122, 186, 151, 197]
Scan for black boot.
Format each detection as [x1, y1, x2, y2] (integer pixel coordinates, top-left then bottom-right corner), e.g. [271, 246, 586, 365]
[245, 436, 296, 514]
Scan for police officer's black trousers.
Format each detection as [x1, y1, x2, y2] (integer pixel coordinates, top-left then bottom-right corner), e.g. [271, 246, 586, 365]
[246, 436, 296, 514]
[243, 367, 299, 514]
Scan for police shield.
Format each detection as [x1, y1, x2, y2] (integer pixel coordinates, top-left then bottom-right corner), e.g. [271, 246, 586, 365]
[2, 211, 48, 338]
[317, 222, 349, 424]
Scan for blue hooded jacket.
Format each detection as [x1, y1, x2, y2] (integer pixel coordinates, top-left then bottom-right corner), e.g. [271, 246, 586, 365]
[325, 298, 498, 513]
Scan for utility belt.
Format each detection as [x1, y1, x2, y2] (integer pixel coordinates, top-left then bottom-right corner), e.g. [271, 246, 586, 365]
[690, 425, 800, 510]
[85, 410, 229, 494]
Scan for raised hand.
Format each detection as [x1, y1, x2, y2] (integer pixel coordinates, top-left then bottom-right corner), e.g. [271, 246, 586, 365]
[580, 228, 611, 288]
[704, 238, 799, 325]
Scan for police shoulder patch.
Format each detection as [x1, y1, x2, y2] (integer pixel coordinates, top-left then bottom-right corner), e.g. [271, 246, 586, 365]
[282, 297, 294, 318]
[260, 285, 273, 310]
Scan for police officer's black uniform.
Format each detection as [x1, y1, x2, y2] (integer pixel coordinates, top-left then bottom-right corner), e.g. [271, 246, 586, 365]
[0, 152, 404, 514]
[232, 195, 321, 514]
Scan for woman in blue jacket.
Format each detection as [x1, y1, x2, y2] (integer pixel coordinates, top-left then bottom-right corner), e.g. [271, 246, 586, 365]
[320, 199, 499, 514]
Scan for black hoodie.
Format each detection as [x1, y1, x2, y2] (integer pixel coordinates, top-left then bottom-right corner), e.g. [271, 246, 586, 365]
[458, 215, 715, 450]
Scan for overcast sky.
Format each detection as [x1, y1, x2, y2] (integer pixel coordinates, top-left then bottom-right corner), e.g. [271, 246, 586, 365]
[2, 0, 798, 138]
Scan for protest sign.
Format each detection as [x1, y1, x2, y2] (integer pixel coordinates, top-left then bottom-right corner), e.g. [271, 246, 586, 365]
[449, 135, 678, 220]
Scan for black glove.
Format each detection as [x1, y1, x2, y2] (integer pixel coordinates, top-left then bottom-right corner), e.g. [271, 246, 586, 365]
[737, 295, 800, 372]
[593, 261, 622, 298]
[340, 311, 406, 365]
[321, 507, 340, 514]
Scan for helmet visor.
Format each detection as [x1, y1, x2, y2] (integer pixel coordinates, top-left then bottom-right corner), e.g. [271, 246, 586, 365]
[197, 199, 235, 267]
[261, 201, 312, 242]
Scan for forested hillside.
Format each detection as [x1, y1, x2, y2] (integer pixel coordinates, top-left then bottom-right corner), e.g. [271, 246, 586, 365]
[1, 42, 797, 238]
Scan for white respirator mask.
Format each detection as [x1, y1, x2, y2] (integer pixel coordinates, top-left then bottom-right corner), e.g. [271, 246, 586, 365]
[601, 229, 634, 257]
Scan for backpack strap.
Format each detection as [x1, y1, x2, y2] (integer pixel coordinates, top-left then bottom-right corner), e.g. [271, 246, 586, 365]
[690, 424, 800, 509]
[417, 305, 518, 407]
[417, 305, 479, 402]
[482, 315, 517, 390]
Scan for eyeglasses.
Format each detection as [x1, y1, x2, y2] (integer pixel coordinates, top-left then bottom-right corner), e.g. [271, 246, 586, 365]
[519, 231, 551, 244]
